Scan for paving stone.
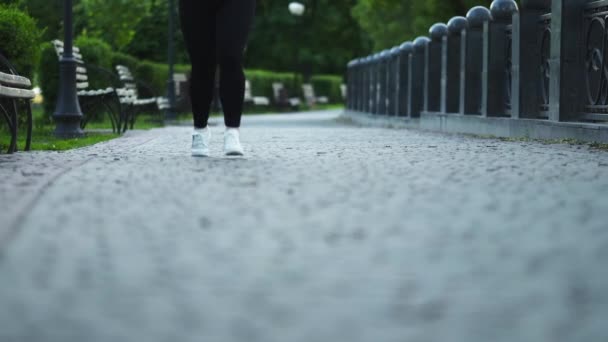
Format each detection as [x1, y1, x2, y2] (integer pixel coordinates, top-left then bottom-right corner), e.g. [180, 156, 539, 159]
[0, 110, 607, 342]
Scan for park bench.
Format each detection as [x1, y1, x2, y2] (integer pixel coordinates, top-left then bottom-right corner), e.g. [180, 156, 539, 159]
[0, 53, 34, 154]
[244, 80, 270, 107]
[272, 82, 300, 110]
[302, 83, 329, 106]
[52, 40, 125, 133]
[115, 65, 166, 131]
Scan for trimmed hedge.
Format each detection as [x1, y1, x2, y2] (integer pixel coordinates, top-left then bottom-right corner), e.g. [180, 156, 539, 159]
[75, 36, 112, 67]
[133, 60, 190, 95]
[111, 52, 139, 72]
[38, 42, 59, 116]
[0, 5, 41, 78]
[311, 75, 344, 103]
[245, 69, 303, 101]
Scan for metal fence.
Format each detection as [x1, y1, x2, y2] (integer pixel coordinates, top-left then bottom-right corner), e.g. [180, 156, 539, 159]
[346, 0, 608, 125]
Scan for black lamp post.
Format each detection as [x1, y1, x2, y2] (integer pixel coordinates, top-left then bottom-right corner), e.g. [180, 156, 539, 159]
[53, 0, 84, 138]
[289, 2, 305, 91]
[165, 0, 177, 121]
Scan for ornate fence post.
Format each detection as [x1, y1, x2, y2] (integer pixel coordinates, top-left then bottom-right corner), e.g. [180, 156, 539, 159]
[388, 47, 400, 116]
[378, 50, 389, 115]
[511, 0, 552, 119]
[364, 55, 372, 113]
[362, 56, 371, 113]
[354, 58, 360, 112]
[482, 0, 519, 117]
[398, 42, 414, 117]
[425, 23, 448, 113]
[375, 52, 384, 115]
[368, 55, 376, 114]
[386, 49, 393, 115]
[347, 59, 362, 111]
[410, 37, 431, 118]
[549, 0, 586, 122]
[370, 53, 380, 114]
[443, 17, 468, 113]
[346, 59, 362, 111]
[346, 60, 353, 110]
[363, 55, 371, 113]
[461, 7, 492, 115]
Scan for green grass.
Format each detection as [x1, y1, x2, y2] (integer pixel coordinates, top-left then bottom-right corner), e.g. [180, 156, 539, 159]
[311, 103, 345, 111]
[1, 128, 117, 152]
[0, 107, 166, 153]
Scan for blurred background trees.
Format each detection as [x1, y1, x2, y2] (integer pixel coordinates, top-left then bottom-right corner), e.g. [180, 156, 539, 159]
[2, 0, 494, 75]
[0, 0, 491, 87]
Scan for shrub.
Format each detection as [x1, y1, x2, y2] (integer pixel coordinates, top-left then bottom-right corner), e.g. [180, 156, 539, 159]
[0, 5, 42, 78]
[134, 60, 190, 95]
[74, 36, 113, 89]
[38, 41, 58, 115]
[111, 51, 139, 71]
[311, 74, 344, 103]
[74, 36, 112, 68]
[245, 69, 302, 101]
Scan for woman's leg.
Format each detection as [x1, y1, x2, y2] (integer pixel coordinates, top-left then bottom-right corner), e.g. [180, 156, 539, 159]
[216, 0, 256, 128]
[179, 0, 217, 129]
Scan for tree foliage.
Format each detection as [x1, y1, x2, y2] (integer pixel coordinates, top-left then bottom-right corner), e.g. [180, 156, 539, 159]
[75, 0, 151, 50]
[124, 0, 188, 64]
[2, 0, 499, 75]
[246, 0, 371, 75]
[0, 3, 42, 77]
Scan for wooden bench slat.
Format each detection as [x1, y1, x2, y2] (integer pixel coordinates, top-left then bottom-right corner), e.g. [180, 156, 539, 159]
[0, 85, 35, 99]
[0, 71, 32, 88]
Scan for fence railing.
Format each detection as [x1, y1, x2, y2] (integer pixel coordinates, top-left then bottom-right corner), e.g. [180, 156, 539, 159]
[346, 0, 608, 125]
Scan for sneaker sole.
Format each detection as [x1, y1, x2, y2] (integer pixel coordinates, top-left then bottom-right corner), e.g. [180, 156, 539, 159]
[192, 150, 210, 157]
[225, 151, 244, 156]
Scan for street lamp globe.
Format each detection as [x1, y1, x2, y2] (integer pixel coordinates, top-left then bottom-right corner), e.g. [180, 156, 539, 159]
[288, 2, 305, 16]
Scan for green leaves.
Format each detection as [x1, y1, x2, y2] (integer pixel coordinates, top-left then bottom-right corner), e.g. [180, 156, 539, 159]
[0, 3, 42, 78]
[246, 0, 371, 75]
[77, 0, 151, 50]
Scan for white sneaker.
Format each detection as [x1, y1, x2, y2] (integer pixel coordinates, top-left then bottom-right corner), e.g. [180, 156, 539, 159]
[192, 127, 211, 157]
[224, 128, 244, 156]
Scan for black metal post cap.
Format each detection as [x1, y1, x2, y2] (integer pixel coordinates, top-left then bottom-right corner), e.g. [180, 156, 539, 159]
[447, 16, 468, 35]
[466, 6, 493, 28]
[429, 23, 448, 41]
[399, 41, 414, 54]
[379, 50, 390, 60]
[389, 46, 400, 57]
[413, 37, 431, 51]
[490, 0, 519, 20]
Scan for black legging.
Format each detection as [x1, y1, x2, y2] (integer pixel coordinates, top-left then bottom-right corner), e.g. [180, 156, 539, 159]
[179, 0, 256, 128]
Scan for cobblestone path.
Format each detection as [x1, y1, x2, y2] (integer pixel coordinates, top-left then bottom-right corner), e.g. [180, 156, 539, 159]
[0, 110, 607, 342]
